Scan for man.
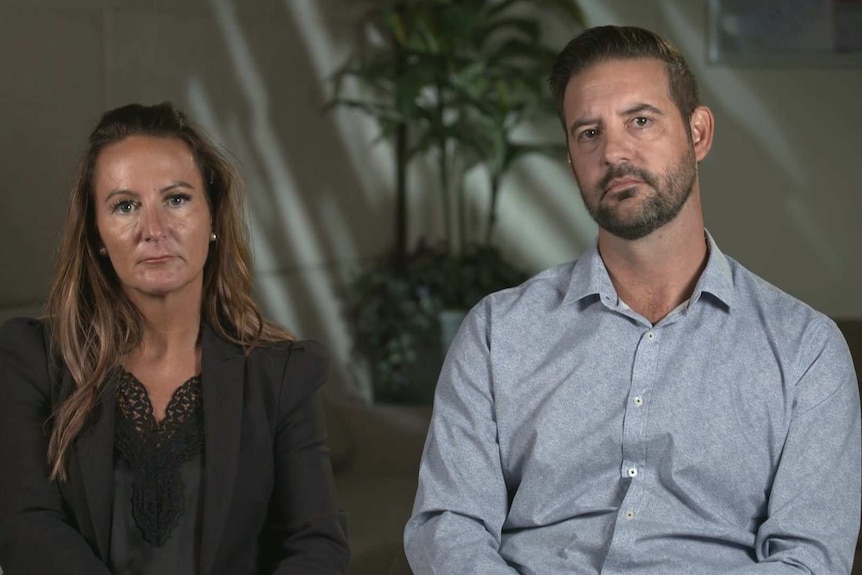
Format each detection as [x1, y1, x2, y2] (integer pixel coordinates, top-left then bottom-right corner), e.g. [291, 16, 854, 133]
[403, 26, 861, 574]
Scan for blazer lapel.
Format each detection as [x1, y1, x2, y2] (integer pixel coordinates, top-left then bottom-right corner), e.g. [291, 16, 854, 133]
[74, 374, 116, 560]
[199, 326, 245, 575]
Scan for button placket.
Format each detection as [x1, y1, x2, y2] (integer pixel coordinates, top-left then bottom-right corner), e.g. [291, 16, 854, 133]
[617, 326, 661, 539]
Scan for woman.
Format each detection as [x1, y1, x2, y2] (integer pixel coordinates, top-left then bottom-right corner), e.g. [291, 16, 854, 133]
[0, 102, 349, 574]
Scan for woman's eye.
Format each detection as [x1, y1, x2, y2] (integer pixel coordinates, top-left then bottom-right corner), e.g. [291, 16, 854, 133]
[167, 193, 191, 207]
[111, 200, 136, 214]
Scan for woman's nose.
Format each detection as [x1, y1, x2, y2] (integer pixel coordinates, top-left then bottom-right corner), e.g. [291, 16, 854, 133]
[140, 204, 166, 241]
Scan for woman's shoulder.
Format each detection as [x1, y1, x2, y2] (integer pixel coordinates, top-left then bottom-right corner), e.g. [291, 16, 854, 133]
[0, 316, 49, 356]
[245, 339, 331, 405]
[0, 317, 56, 399]
[250, 337, 328, 360]
[247, 338, 330, 380]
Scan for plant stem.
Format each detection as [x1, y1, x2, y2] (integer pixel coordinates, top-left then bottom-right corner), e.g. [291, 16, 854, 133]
[486, 171, 500, 244]
[456, 155, 466, 255]
[395, 121, 408, 270]
[394, 0, 408, 270]
[436, 90, 452, 253]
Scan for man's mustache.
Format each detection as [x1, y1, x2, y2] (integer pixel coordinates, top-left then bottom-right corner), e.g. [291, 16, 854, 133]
[597, 164, 657, 193]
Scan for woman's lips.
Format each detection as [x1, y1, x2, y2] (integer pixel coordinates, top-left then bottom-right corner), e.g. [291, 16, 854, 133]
[139, 255, 175, 264]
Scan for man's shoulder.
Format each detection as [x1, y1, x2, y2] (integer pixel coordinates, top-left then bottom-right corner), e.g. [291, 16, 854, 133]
[725, 256, 841, 347]
[727, 257, 822, 317]
[477, 259, 581, 318]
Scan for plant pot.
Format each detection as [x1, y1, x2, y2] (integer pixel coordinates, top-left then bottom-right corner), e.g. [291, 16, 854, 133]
[376, 309, 466, 406]
[438, 308, 466, 351]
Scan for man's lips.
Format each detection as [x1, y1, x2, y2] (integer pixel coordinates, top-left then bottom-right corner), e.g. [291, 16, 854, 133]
[604, 178, 643, 195]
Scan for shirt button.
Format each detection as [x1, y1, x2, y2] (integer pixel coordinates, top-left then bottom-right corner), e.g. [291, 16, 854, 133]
[625, 510, 635, 520]
[647, 332, 655, 341]
[633, 396, 643, 406]
[627, 467, 638, 477]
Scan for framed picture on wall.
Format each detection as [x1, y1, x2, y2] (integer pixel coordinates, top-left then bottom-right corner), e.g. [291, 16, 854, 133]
[707, 0, 862, 66]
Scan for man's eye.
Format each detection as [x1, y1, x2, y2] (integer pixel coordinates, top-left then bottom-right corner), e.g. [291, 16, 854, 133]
[633, 117, 651, 128]
[578, 129, 598, 142]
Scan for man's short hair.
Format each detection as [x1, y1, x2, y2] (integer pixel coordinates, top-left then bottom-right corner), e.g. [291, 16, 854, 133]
[549, 26, 700, 132]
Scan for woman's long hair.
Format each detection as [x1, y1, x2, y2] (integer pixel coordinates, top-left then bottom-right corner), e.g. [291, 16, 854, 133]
[45, 102, 292, 480]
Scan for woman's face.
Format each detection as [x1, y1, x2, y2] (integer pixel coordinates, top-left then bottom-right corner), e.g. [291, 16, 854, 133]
[93, 135, 212, 304]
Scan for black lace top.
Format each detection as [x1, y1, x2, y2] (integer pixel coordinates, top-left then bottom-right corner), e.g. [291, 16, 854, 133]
[108, 370, 205, 574]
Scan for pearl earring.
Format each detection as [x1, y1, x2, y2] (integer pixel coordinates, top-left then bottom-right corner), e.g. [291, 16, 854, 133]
[98, 247, 107, 256]
[210, 232, 217, 242]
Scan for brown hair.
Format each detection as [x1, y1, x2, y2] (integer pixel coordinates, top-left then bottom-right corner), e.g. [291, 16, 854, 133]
[45, 102, 292, 480]
[549, 25, 700, 133]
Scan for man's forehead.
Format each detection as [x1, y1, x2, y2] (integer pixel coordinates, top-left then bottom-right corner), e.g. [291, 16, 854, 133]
[563, 58, 673, 116]
[566, 57, 668, 93]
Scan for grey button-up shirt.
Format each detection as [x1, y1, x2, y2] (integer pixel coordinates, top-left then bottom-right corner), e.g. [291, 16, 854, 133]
[405, 235, 860, 574]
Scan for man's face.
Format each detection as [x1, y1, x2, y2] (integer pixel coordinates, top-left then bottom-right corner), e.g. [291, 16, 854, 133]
[563, 58, 697, 241]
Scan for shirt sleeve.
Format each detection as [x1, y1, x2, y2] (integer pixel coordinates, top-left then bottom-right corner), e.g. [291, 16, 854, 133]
[730, 318, 861, 574]
[404, 307, 521, 574]
[267, 340, 350, 574]
[0, 318, 112, 574]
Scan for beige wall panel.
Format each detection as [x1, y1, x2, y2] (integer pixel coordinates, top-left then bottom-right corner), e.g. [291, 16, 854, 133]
[106, 6, 390, 274]
[0, 9, 104, 314]
[252, 264, 369, 400]
[506, 0, 862, 317]
[0, 0, 859, 331]
[578, 0, 661, 29]
[653, 0, 862, 316]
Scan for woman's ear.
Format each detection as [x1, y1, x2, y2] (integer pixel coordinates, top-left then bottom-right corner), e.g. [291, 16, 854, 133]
[689, 105, 715, 162]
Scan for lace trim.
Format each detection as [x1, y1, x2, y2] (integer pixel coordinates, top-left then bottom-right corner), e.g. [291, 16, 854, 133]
[114, 370, 204, 546]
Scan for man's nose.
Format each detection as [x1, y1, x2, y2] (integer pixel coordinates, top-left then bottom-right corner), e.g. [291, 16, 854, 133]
[600, 127, 633, 165]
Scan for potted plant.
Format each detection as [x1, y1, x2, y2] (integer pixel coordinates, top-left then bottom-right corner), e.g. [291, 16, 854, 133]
[329, 0, 584, 403]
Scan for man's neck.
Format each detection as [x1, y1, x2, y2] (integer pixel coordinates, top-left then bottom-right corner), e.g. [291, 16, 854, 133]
[597, 204, 708, 324]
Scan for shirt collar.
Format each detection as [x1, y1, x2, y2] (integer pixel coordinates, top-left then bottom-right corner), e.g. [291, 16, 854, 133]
[563, 239, 613, 305]
[562, 230, 735, 309]
[690, 231, 734, 309]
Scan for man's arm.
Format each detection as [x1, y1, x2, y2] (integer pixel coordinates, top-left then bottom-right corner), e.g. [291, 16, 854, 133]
[404, 307, 520, 574]
[730, 318, 861, 574]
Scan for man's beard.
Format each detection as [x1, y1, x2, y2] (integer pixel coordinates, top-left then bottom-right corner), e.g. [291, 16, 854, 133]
[580, 146, 697, 241]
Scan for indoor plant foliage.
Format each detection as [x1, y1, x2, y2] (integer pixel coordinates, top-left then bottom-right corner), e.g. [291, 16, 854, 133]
[347, 243, 529, 403]
[331, 0, 583, 403]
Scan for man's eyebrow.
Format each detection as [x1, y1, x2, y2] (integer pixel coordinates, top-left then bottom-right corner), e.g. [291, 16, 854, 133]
[621, 103, 665, 117]
[569, 117, 599, 138]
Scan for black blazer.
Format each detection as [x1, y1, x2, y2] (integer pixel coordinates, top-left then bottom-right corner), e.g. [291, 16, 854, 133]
[0, 318, 349, 574]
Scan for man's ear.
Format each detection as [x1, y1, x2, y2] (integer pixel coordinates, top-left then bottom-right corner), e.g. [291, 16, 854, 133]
[689, 105, 715, 162]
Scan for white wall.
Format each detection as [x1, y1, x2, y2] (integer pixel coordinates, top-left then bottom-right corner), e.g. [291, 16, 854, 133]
[1, 0, 860, 400]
